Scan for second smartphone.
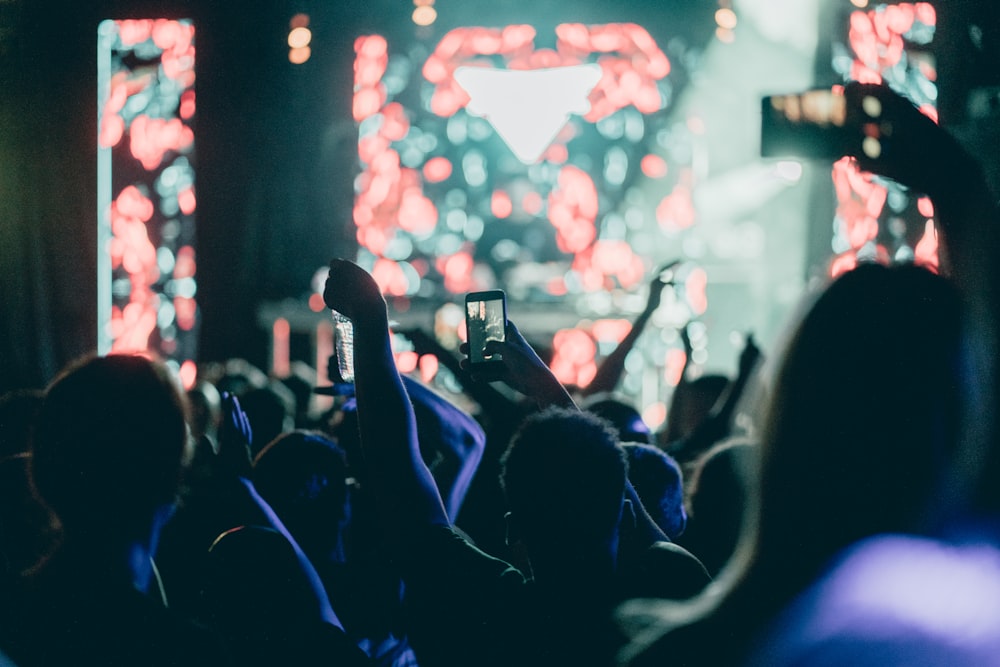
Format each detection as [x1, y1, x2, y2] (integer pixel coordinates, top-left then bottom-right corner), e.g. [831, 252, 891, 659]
[465, 289, 507, 377]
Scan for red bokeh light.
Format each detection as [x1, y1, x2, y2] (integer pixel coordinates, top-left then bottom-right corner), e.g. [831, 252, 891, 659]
[419, 354, 439, 383]
[178, 187, 196, 215]
[685, 267, 708, 316]
[491, 190, 513, 219]
[179, 360, 198, 390]
[656, 179, 695, 232]
[913, 219, 939, 273]
[308, 292, 326, 312]
[175, 297, 197, 331]
[423, 156, 453, 183]
[664, 348, 687, 386]
[640, 154, 668, 179]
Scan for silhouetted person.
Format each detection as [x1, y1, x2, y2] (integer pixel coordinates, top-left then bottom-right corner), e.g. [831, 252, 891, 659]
[676, 438, 755, 578]
[240, 383, 295, 458]
[324, 259, 708, 667]
[0, 354, 230, 666]
[621, 442, 687, 541]
[742, 82, 1000, 667]
[0, 389, 59, 579]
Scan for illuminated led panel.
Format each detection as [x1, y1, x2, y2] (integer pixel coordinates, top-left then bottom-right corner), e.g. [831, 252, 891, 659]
[353, 23, 706, 389]
[353, 23, 708, 383]
[828, 3, 938, 277]
[97, 19, 198, 388]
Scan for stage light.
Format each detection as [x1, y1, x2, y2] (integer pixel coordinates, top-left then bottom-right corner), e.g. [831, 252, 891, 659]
[288, 27, 311, 49]
[715, 8, 738, 30]
[453, 64, 602, 164]
[413, 6, 437, 27]
[98, 18, 197, 372]
[289, 46, 311, 65]
[288, 14, 311, 64]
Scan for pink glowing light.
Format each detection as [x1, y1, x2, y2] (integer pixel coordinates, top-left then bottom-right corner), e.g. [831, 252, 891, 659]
[129, 115, 194, 170]
[396, 350, 419, 374]
[550, 328, 598, 387]
[685, 267, 708, 315]
[419, 354, 440, 383]
[179, 360, 198, 390]
[423, 156, 453, 183]
[913, 220, 939, 273]
[656, 179, 696, 232]
[640, 154, 668, 179]
[664, 348, 687, 387]
[491, 190, 513, 219]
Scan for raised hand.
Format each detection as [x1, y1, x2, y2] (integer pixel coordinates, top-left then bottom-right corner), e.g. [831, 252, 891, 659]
[737, 332, 762, 379]
[646, 260, 680, 314]
[218, 391, 253, 477]
[323, 258, 386, 323]
[462, 320, 575, 408]
[843, 81, 974, 197]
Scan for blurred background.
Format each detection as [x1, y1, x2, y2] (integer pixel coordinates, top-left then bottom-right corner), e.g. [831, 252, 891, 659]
[0, 0, 997, 428]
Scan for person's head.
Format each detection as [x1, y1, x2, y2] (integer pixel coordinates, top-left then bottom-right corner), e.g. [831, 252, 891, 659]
[583, 395, 653, 445]
[31, 354, 191, 541]
[661, 374, 730, 458]
[500, 407, 628, 559]
[252, 430, 349, 559]
[684, 437, 756, 576]
[0, 389, 44, 459]
[754, 263, 962, 584]
[241, 383, 296, 457]
[622, 443, 686, 540]
[186, 379, 222, 446]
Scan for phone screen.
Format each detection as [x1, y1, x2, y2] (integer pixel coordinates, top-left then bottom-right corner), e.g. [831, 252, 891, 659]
[760, 88, 853, 159]
[465, 291, 506, 367]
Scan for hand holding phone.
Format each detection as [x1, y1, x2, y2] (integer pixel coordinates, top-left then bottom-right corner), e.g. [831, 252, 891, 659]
[464, 290, 507, 380]
[760, 87, 856, 159]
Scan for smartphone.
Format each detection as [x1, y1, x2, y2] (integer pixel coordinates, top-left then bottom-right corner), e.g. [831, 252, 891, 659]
[465, 289, 507, 377]
[760, 87, 857, 159]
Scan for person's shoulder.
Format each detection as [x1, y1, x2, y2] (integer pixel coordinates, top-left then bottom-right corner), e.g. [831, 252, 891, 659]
[747, 534, 1000, 667]
[625, 541, 712, 600]
[408, 523, 525, 584]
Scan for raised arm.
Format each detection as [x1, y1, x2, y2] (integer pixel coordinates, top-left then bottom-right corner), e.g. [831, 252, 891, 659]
[583, 262, 677, 398]
[402, 375, 486, 522]
[667, 334, 762, 463]
[323, 260, 448, 535]
[465, 319, 577, 410]
[843, 81, 998, 292]
[398, 326, 523, 425]
[467, 319, 669, 547]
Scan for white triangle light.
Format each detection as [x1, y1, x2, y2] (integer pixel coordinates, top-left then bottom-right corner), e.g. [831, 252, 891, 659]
[453, 64, 603, 164]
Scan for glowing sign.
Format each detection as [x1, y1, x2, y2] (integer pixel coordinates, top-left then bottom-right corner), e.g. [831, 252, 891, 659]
[454, 64, 603, 163]
[98, 19, 197, 386]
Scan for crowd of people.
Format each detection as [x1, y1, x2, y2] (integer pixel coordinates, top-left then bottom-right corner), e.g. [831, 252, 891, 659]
[0, 81, 998, 666]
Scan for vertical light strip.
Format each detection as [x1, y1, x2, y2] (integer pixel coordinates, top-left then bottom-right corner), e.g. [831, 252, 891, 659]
[96, 19, 197, 386]
[96, 20, 115, 355]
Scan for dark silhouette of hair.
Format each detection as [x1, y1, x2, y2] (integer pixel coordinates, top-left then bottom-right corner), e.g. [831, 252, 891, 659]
[500, 407, 627, 545]
[583, 395, 653, 445]
[621, 263, 965, 667]
[240, 383, 295, 457]
[31, 354, 190, 534]
[251, 430, 349, 556]
[0, 390, 44, 459]
[0, 389, 58, 575]
[755, 263, 962, 583]
[186, 380, 222, 446]
[679, 437, 755, 577]
[621, 443, 687, 540]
